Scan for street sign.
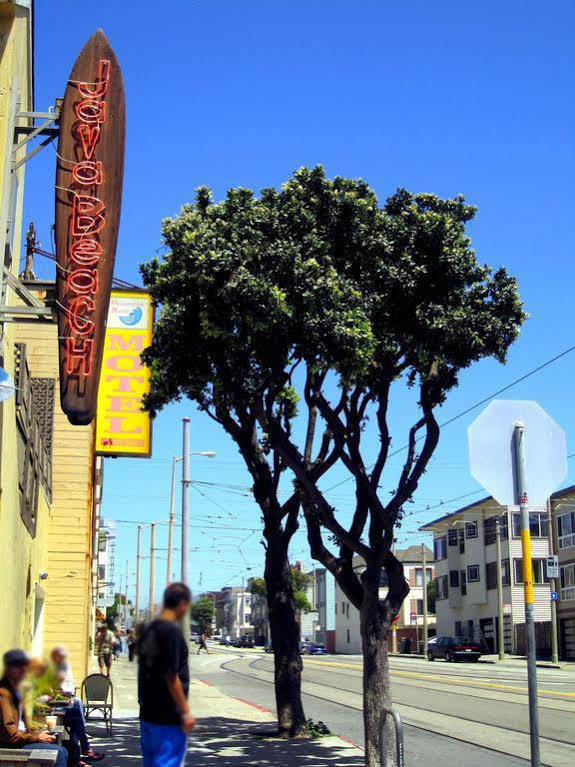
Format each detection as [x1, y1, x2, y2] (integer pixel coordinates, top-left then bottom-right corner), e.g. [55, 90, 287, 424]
[410, 612, 417, 621]
[468, 400, 567, 506]
[550, 591, 558, 601]
[547, 555, 559, 579]
[503, 603, 512, 615]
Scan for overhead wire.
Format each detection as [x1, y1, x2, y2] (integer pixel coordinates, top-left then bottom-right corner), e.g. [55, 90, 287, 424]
[323, 343, 575, 495]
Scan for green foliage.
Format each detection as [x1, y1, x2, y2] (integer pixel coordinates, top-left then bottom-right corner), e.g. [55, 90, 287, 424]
[141, 166, 525, 421]
[306, 719, 331, 737]
[250, 577, 267, 597]
[191, 596, 215, 632]
[291, 567, 311, 593]
[427, 579, 437, 614]
[294, 590, 311, 614]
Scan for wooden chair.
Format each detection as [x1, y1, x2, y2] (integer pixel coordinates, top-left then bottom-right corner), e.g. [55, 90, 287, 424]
[81, 674, 113, 736]
[0, 749, 59, 766]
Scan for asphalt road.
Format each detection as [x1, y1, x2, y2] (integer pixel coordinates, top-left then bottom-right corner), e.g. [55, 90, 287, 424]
[192, 648, 575, 767]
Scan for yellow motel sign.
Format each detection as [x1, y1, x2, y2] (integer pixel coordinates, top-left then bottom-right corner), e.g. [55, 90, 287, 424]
[95, 290, 153, 457]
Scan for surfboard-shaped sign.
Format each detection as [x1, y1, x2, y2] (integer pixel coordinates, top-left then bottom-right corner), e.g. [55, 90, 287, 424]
[55, 29, 125, 426]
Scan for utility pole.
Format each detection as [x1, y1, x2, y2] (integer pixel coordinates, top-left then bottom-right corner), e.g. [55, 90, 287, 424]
[496, 516, 505, 660]
[167, 456, 177, 586]
[422, 543, 428, 656]
[514, 423, 540, 767]
[182, 418, 190, 584]
[547, 498, 559, 665]
[125, 559, 129, 628]
[135, 525, 141, 626]
[149, 523, 156, 621]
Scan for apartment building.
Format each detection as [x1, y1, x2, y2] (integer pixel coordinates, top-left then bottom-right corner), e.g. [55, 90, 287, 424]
[552, 487, 575, 660]
[335, 547, 435, 654]
[315, 568, 336, 650]
[221, 586, 253, 638]
[421, 497, 553, 654]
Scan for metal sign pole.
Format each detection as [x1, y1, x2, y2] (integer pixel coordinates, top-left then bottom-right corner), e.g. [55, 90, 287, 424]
[513, 423, 540, 767]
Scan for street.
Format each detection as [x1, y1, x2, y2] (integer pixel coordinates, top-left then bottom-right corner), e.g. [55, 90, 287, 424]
[193, 648, 575, 767]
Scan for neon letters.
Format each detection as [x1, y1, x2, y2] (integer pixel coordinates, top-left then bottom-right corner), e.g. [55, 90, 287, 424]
[64, 59, 111, 379]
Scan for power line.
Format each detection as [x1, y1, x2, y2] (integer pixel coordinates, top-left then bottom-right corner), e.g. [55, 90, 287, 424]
[323, 343, 575, 494]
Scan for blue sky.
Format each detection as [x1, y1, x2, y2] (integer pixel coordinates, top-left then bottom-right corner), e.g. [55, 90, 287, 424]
[24, 1, 575, 603]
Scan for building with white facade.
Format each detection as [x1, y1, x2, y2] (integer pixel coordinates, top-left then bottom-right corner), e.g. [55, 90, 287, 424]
[315, 568, 336, 649]
[335, 546, 435, 654]
[551, 486, 575, 660]
[221, 586, 253, 638]
[421, 496, 553, 655]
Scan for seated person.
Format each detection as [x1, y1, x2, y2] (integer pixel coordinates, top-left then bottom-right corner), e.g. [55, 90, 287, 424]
[47, 647, 105, 764]
[0, 649, 67, 767]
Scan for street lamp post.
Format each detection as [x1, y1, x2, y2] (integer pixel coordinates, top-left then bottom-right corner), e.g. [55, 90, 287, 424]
[164, 426, 215, 587]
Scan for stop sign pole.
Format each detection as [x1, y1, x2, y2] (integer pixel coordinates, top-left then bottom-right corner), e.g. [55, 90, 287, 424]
[468, 400, 567, 767]
[514, 422, 540, 767]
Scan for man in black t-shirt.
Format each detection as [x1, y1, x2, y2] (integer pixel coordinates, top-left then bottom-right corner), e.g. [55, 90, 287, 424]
[138, 583, 196, 767]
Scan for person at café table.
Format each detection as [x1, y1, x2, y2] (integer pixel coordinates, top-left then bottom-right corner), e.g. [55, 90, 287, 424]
[0, 649, 68, 767]
[37, 646, 105, 765]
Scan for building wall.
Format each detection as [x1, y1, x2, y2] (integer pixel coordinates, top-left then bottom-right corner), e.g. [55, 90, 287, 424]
[15, 310, 95, 679]
[334, 556, 435, 654]
[0, 0, 47, 659]
[431, 503, 551, 653]
[553, 496, 575, 659]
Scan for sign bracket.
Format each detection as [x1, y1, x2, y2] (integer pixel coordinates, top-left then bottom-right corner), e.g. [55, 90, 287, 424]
[12, 107, 61, 172]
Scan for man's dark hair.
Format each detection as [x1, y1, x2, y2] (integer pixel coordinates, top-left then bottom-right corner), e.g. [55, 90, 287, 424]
[163, 582, 191, 608]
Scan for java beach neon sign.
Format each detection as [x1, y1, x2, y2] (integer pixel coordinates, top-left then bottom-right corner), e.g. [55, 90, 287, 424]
[55, 30, 125, 426]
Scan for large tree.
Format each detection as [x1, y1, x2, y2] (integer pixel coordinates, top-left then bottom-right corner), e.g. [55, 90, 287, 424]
[141, 167, 525, 763]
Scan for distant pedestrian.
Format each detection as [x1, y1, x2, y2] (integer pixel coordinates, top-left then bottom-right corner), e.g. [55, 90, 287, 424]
[113, 628, 122, 659]
[95, 625, 115, 677]
[127, 629, 136, 662]
[138, 583, 196, 767]
[197, 633, 209, 655]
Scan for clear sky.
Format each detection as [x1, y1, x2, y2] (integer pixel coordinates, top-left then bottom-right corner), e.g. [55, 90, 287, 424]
[23, 1, 575, 605]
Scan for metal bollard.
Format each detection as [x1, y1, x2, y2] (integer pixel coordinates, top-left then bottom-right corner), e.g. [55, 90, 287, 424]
[379, 706, 405, 767]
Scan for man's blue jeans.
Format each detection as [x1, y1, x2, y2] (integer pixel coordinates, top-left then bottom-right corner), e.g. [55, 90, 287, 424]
[62, 697, 90, 754]
[27, 743, 68, 767]
[140, 720, 187, 767]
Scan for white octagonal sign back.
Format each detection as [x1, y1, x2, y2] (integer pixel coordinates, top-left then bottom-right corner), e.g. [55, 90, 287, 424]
[468, 400, 567, 507]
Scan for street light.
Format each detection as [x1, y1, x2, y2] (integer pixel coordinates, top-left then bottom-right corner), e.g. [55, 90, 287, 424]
[166, 438, 216, 587]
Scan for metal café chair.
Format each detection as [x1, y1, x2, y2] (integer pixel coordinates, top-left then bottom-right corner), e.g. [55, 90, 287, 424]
[81, 674, 113, 736]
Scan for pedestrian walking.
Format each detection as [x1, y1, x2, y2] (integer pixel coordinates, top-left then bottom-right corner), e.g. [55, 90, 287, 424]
[95, 624, 115, 677]
[127, 629, 136, 662]
[138, 583, 196, 767]
[196, 633, 209, 655]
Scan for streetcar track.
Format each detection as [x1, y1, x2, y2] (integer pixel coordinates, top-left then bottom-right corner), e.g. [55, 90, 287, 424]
[225, 657, 575, 748]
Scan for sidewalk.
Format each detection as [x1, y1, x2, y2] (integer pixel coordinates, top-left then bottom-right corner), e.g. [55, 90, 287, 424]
[87, 657, 364, 766]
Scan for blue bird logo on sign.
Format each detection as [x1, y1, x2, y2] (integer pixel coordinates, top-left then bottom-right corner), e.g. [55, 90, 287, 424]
[119, 306, 143, 327]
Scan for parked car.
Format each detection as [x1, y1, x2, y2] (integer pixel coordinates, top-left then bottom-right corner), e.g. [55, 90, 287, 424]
[220, 636, 231, 646]
[264, 640, 273, 653]
[308, 643, 327, 655]
[427, 636, 481, 663]
[190, 633, 200, 644]
[239, 634, 254, 648]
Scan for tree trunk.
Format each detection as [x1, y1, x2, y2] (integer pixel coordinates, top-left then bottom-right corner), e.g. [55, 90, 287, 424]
[360, 574, 394, 767]
[265, 536, 308, 738]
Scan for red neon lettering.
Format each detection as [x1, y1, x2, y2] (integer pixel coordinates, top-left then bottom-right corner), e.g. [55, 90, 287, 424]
[72, 160, 103, 186]
[69, 237, 102, 267]
[75, 98, 107, 125]
[71, 194, 105, 236]
[76, 124, 101, 160]
[78, 59, 110, 99]
[66, 337, 93, 376]
[104, 375, 144, 393]
[67, 268, 99, 296]
[105, 355, 142, 372]
[68, 296, 95, 335]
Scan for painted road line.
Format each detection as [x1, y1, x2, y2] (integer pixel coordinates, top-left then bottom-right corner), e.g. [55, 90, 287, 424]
[302, 658, 575, 697]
